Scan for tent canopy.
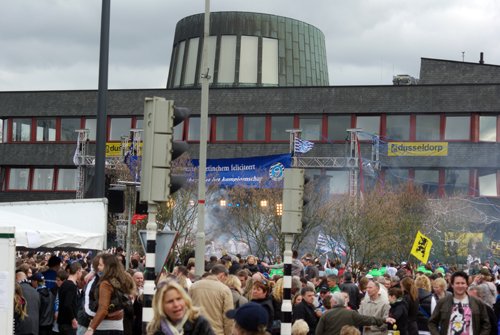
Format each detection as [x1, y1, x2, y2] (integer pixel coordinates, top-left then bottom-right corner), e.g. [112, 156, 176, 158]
[0, 198, 107, 250]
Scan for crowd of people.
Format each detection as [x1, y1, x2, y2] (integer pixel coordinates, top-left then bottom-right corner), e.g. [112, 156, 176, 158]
[13, 248, 500, 335]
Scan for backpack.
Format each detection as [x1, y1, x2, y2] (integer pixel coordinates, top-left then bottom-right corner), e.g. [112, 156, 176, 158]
[94, 280, 132, 313]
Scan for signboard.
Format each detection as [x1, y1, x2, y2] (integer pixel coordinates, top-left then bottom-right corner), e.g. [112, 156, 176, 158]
[106, 142, 143, 157]
[388, 142, 448, 156]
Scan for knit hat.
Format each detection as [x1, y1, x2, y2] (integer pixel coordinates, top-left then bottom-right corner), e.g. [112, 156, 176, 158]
[226, 302, 268, 331]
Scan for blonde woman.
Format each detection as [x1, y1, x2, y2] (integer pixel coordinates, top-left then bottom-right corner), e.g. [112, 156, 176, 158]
[430, 277, 450, 313]
[147, 279, 214, 335]
[414, 275, 432, 333]
[226, 274, 248, 309]
[14, 282, 27, 333]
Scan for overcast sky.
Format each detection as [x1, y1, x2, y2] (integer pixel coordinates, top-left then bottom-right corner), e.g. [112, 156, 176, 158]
[1, 0, 499, 91]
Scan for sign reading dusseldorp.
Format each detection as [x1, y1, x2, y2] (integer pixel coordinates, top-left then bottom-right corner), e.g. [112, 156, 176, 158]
[388, 142, 448, 156]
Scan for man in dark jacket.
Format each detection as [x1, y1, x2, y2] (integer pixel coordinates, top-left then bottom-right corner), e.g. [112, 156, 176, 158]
[429, 271, 490, 335]
[292, 287, 319, 335]
[31, 273, 55, 335]
[340, 271, 360, 310]
[316, 292, 395, 335]
[57, 262, 82, 335]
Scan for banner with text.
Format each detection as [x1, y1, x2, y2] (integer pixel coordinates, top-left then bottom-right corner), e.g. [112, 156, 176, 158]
[388, 142, 448, 156]
[190, 153, 292, 188]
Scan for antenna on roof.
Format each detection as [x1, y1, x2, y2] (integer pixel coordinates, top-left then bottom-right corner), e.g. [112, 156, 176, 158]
[462, 51, 465, 62]
[479, 52, 484, 64]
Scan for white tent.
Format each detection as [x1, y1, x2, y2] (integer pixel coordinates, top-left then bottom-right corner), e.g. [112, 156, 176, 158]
[0, 198, 107, 249]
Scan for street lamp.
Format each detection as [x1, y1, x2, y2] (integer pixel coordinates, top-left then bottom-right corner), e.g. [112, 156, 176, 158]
[260, 199, 268, 207]
[276, 203, 283, 216]
[220, 199, 227, 207]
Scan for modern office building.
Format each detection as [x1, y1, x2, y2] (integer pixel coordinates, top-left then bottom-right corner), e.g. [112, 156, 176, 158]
[0, 11, 499, 218]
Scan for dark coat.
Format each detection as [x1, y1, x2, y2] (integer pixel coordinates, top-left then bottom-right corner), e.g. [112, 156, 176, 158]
[37, 286, 55, 327]
[17, 281, 40, 335]
[403, 293, 419, 335]
[293, 300, 318, 335]
[389, 299, 409, 335]
[153, 315, 215, 335]
[315, 306, 386, 335]
[253, 297, 275, 332]
[340, 280, 361, 310]
[416, 288, 433, 331]
[428, 294, 490, 335]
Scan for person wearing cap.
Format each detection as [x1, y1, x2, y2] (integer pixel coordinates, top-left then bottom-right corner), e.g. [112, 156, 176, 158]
[31, 272, 55, 335]
[189, 264, 234, 335]
[472, 268, 497, 308]
[226, 302, 268, 335]
[147, 279, 214, 335]
[316, 292, 395, 335]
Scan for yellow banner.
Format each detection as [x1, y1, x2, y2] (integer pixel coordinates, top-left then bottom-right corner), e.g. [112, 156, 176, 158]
[411, 231, 433, 264]
[445, 232, 483, 257]
[388, 142, 448, 156]
[105, 142, 143, 157]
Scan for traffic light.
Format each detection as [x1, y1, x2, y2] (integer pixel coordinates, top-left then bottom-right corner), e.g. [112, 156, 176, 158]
[140, 97, 189, 202]
[281, 168, 305, 234]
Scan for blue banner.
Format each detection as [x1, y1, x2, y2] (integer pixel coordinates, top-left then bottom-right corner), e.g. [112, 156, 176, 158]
[190, 153, 292, 188]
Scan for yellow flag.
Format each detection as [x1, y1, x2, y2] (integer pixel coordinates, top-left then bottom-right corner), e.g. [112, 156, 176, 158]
[410, 231, 433, 264]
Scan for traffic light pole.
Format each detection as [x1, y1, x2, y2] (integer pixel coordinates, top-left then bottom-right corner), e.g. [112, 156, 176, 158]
[195, 0, 210, 277]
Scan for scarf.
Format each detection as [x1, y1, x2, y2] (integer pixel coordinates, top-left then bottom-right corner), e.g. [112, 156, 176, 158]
[160, 313, 189, 335]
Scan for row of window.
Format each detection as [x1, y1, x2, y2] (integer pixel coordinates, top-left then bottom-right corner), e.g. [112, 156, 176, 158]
[1, 166, 498, 198]
[0, 113, 498, 144]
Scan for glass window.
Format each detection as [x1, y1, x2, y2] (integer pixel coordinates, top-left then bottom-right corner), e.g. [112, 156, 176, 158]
[0, 119, 4, 143]
[110, 118, 132, 141]
[36, 119, 56, 142]
[445, 169, 469, 196]
[416, 115, 440, 140]
[271, 116, 294, 141]
[239, 36, 258, 84]
[173, 122, 184, 141]
[206, 36, 217, 84]
[299, 116, 322, 141]
[414, 169, 439, 195]
[356, 116, 380, 140]
[480, 116, 497, 142]
[184, 38, 199, 85]
[187, 117, 211, 141]
[84, 118, 97, 141]
[384, 169, 409, 187]
[325, 170, 349, 194]
[243, 116, 265, 141]
[445, 116, 470, 140]
[328, 115, 351, 141]
[8, 168, 29, 190]
[173, 41, 185, 87]
[12, 118, 31, 142]
[61, 118, 80, 141]
[218, 36, 237, 84]
[57, 169, 77, 191]
[216, 116, 238, 141]
[479, 171, 497, 196]
[135, 118, 143, 130]
[32, 168, 54, 190]
[386, 115, 410, 141]
[262, 38, 278, 85]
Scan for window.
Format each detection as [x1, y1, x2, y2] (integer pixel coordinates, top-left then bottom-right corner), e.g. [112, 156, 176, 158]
[0, 119, 5, 143]
[271, 116, 294, 141]
[12, 118, 31, 142]
[57, 169, 77, 191]
[384, 169, 409, 187]
[8, 168, 29, 190]
[299, 116, 322, 141]
[325, 170, 349, 194]
[445, 169, 469, 196]
[206, 36, 217, 84]
[356, 116, 380, 140]
[61, 118, 80, 141]
[243, 116, 265, 141]
[173, 41, 185, 87]
[173, 121, 184, 141]
[84, 118, 97, 141]
[414, 170, 439, 195]
[216, 116, 238, 141]
[218, 36, 237, 84]
[445, 116, 470, 140]
[36, 119, 56, 142]
[386, 115, 410, 141]
[110, 118, 132, 141]
[239, 36, 258, 84]
[184, 38, 199, 85]
[479, 116, 497, 142]
[187, 117, 211, 141]
[328, 115, 351, 141]
[416, 115, 440, 140]
[32, 168, 54, 190]
[479, 171, 497, 196]
[262, 38, 278, 85]
[135, 118, 143, 130]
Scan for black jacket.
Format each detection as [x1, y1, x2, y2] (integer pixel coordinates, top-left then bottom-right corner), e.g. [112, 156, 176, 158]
[253, 297, 275, 332]
[389, 299, 409, 335]
[340, 280, 361, 310]
[292, 300, 318, 335]
[153, 315, 215, 335]
[417, 288, 432, 331]
[37, 286, 55, 327]
[403, 293, 419, 335]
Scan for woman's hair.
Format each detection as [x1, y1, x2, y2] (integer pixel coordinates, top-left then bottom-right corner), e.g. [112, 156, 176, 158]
[291, 319, 309, 335]
[147, 279, 200, 335]
[415, 274, 431, 292]
[226, 274, 243, 294]
[401, 277, 418, 301]
[292, 292, 303, 305]
[433, 277, 448, 291]
[14, 282, 27, 320]
[99, 253, 135, 294]
[272, 278, 284, 302]
[340, 325, 361, 335]
[252, 279, 270, 297]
